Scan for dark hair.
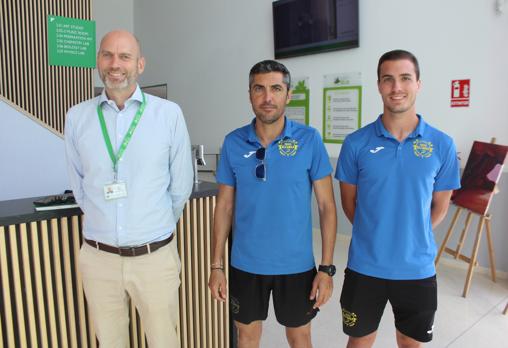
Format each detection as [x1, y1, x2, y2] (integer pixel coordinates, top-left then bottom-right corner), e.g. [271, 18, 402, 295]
[377, 49, 420, 81]
[249, 60, 291, 89]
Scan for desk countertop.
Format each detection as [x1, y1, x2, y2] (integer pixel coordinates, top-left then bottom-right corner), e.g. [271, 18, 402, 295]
[0, 181, 218, 226]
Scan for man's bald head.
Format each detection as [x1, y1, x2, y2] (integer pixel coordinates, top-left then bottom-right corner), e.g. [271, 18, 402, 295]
[99, 30, 142, 58]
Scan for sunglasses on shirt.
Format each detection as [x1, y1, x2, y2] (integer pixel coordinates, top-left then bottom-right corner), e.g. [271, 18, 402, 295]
[255, 147, 266, 181]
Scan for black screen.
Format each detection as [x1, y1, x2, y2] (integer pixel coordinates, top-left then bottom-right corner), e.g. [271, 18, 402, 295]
[273, 0, 359, 59]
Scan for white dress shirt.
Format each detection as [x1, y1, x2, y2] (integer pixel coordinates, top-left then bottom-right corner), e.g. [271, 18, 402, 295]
[65, 85, 193, 246]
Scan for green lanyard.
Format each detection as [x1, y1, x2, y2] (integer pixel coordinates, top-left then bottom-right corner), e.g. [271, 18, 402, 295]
[97, 92, 146, 179]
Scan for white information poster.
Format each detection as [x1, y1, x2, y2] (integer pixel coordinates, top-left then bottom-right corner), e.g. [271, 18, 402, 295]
[323, 72, 362, 143]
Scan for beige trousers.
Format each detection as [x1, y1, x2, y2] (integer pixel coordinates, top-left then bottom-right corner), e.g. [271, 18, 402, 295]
[79, 240, 181, 348]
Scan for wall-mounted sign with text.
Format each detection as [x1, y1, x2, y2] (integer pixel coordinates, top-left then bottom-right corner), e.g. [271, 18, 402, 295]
[450, 79, 470, 107]
[47, 15, 96, 68]
[286, 77, 309, 125]
[322, 72, 362, 144]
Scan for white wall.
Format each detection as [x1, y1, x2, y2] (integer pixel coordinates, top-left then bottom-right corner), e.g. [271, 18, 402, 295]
[133, 0, 508, 272]
[134, 0, 272, 153]
[0, 101, 69, 200]
[93, 0, 134, 86]
[134, 0, 508, 159]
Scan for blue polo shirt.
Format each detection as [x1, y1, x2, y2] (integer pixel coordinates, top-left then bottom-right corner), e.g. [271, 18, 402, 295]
[217, 118, 332, 275]
[335, 115, 460, 280]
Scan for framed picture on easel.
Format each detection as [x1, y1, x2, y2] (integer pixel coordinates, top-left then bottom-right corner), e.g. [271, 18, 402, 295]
[436, 140, 508, 298]
[452, 141, 508, 215]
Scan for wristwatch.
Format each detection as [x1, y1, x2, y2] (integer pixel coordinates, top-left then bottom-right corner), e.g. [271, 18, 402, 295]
[318, 264, 336, 277]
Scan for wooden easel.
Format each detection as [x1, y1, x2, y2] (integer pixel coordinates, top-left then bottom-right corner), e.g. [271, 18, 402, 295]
[435, 138, 499, 298]
[435, 207, 496, 297]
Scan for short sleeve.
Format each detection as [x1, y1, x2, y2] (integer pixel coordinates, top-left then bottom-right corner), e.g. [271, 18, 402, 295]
[335, 136, 358, 185]
[216, 137, 236, 187]
[434, 140, 461, 191]
[309, 130, 333, 181]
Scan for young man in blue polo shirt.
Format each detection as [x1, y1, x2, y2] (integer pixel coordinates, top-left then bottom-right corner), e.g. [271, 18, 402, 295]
[336, 50, 460, 348]
[209, 60, 337, 348]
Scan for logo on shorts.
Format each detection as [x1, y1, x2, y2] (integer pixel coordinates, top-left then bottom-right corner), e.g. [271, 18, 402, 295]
[342, 309, 358, 327]
[278, 139, 298, 156]
[427, 324, 434, 335]
[306, 306, 317, 316]
[413, 139, 433, 158]
[230, 296, 240, 314]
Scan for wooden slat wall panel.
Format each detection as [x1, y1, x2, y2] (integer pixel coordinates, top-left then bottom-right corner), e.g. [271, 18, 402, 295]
[0, 226, 16, 348]
[0, 0, 93, 135]
[176, 196, 229, 348]
[0, 196, 228, 348]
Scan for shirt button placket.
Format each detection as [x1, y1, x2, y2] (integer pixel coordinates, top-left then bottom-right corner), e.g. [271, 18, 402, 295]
[396, 143, 402, 158]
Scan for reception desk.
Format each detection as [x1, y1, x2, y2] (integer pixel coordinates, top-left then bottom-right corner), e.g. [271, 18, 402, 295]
[0, 182, 230, 348]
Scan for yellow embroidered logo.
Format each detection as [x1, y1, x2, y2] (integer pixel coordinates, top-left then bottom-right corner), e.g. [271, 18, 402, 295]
[413, 139, 433, 158]
[342, 309, 358, 327]
[230, 296, 240, 314]
[278, 139, 298, 156]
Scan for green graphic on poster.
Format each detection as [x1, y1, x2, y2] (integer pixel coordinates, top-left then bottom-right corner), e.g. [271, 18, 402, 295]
[47, 15, 96, 68]
[322, 72, 362, 144]
[287, 77, 309, 125]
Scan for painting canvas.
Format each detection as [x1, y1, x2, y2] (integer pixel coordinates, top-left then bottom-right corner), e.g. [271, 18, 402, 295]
[452, 141, 508, 215]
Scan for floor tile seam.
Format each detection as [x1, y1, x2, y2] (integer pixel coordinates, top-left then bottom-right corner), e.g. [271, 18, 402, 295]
[444, 295, 508, 347]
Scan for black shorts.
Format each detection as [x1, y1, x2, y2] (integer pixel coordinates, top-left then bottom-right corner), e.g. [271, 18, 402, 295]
[340, 268, 437, 343]
[229, 266, 318, 328]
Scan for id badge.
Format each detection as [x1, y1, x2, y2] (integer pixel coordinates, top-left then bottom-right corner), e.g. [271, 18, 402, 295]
[104, 181, 128, 200]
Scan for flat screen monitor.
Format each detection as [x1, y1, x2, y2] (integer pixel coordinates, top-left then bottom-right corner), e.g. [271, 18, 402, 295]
[273, 0, 359, 59]
[94, 84, 168, 99]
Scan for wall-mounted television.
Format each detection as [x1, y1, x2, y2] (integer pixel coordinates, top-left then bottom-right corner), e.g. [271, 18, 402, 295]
[272, 0, 359, 59]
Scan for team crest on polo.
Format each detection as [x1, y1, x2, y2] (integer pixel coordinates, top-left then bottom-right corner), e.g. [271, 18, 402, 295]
[278, 139, 298, 156]
[413, 139, 433, 158]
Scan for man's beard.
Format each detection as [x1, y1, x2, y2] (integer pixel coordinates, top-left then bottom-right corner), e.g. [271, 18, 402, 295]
[255, 104, 285, 125]
[100, 70, 135, 91]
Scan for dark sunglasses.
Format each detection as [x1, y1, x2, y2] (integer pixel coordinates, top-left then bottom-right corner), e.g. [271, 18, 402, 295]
[255, 147, 266, 181]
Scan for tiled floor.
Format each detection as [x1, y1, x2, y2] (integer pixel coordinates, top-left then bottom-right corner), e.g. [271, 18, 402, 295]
[258, 233, 508, 348]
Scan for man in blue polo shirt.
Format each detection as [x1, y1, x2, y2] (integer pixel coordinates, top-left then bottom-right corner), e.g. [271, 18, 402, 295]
[335, 50, 460, 348]
[209, 60, 337, 348]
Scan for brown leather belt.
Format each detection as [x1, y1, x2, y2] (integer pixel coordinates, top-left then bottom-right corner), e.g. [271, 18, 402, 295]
[84, 234, 174, 257]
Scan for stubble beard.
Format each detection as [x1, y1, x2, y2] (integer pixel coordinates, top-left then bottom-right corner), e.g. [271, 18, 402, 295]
[385, 95, 416, 116]
[255, 104, 286, 125]
[100, 70, 136, 91]
[257, 111, 284, 125]
[387, 104, 411, 115]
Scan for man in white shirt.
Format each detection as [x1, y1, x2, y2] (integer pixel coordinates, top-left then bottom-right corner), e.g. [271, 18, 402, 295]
[65, 30, 193, 347]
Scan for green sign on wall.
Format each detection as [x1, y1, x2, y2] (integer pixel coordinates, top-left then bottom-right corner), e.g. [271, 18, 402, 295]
[47, 15, 96, 68]
[287, 78, 310, 125]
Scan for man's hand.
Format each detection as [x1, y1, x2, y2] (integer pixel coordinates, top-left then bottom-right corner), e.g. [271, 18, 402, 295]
[208, 270, 228, 302]
[310, 271, 333, 309]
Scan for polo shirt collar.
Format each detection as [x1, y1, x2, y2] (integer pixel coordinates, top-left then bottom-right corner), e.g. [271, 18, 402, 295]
[374, 114, 390, 138]
[374, 114, 427, 139]
[247, 116, 294, 144]
[412, 114, 426, 137]
[98, 84, 143, 109]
